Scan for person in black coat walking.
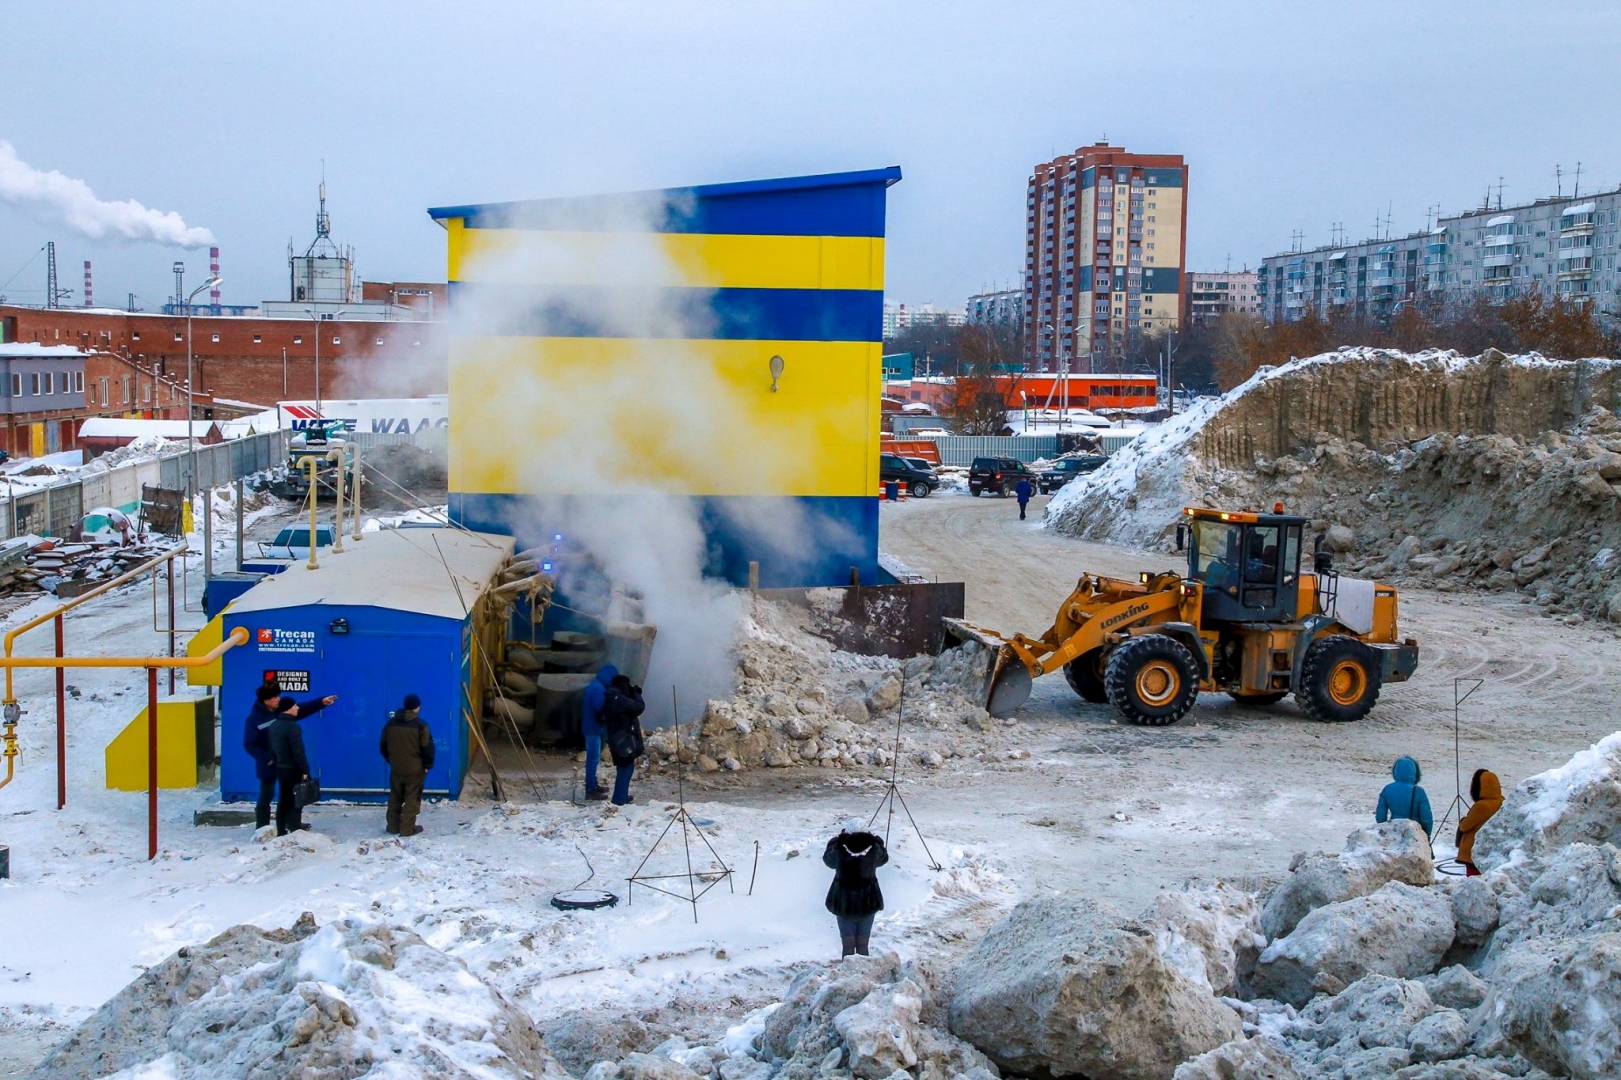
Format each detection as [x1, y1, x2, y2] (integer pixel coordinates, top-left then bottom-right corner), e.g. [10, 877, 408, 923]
[242, 682, 336, 830]
[823, 818, 888, 957]
[267, 700, 327, 836]
[601, 675, 646, 806]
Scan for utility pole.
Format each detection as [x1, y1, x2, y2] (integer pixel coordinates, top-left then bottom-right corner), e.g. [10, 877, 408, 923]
[45, 242, 58, 309]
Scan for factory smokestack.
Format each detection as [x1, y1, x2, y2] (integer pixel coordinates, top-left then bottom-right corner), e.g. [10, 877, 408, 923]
[210, 246, 220, 309]
[83, 260, 93, 308]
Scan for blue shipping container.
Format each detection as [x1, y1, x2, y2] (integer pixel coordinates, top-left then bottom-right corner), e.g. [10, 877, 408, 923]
[219, 527, 514, 803]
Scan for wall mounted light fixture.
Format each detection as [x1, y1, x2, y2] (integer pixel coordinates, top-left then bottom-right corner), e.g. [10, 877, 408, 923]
[769, 354, 784, 391]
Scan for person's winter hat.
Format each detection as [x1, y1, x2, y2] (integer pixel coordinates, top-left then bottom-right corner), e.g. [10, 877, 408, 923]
[402, 693, 421, 711]
[841, 817, 864, 835]
[256, 682, 282, 701]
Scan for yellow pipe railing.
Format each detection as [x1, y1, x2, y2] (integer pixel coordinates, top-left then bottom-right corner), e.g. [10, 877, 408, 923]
[3, 541, 190, 703]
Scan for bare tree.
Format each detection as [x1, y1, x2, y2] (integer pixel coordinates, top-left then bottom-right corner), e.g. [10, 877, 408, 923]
[948, 325, 1020, 434]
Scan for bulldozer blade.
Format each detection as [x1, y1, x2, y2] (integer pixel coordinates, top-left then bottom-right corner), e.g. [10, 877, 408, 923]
[985, 646, 1034, 717]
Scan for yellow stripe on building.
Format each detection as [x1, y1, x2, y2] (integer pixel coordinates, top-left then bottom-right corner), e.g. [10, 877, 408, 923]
[448, 224, 885, 292]
[449, 337, 880, 498]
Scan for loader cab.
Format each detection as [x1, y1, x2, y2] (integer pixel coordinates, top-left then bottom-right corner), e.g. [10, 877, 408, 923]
[1180, 508, 1308, 624]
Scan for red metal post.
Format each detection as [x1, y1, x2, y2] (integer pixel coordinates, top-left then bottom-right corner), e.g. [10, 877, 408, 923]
[148, 666, 158, 860]
[167, 563, 176, 694]
[55, 614, 65, 810]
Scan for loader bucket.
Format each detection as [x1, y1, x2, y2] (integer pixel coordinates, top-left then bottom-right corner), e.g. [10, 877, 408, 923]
[985, 647, 1033, 717]
[943, 619, 1034, 717]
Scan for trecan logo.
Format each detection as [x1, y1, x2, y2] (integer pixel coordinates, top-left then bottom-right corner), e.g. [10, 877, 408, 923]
[257, 629, 274, 643]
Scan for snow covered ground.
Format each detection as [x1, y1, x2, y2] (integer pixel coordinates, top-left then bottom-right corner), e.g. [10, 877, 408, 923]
[0, 544, 1008, 1074]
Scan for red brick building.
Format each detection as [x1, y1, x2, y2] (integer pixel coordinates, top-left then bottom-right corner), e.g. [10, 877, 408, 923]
[0, 304, 447, 409]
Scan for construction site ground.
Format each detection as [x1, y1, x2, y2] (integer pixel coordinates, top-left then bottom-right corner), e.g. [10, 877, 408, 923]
[5, 487, 1620, 1074]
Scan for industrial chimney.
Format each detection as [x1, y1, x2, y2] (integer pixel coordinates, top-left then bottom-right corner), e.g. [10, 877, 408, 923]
[210, 246, 221, 310]
[83, 261, 93, 308]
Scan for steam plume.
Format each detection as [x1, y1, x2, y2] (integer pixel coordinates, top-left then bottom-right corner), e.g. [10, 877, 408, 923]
[0, 140, 215, 247]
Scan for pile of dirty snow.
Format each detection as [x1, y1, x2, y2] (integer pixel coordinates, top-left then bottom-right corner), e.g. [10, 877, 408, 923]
[1047, 347, 1621, 622]
[641, 596, 1005, 776]
[29, 914, 571, 1080]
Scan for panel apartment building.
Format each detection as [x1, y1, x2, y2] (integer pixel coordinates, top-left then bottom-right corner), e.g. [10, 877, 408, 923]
[1023, 142, 1188, 371]
[1259, 186, 1621, 322]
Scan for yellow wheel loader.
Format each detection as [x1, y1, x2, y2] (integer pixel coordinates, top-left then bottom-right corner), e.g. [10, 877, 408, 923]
[948, 506, 1419, 725]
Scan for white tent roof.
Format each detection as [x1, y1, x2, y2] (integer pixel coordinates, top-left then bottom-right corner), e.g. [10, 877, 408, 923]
[228, 527, 515, 621]
[0, 344, 86, 358]
[78, 418, 219, 439]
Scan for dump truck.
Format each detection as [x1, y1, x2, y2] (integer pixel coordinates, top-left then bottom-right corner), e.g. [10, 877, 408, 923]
[949, 506, 1419, 724]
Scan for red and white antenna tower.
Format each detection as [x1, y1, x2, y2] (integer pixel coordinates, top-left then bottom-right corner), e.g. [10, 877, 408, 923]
[209, 247, 221, 308]
[83, 261, 93, 308]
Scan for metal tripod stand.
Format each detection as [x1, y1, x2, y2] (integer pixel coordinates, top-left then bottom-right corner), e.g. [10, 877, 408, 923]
[868, 675, 943, 872]
[626, 688, 734, 921]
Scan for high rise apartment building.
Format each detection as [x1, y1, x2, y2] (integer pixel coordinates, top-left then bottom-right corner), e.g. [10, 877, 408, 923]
[1258, 186, 1621, 322]
[1186, 271, 1260, 324]
[1023, 142, 1188, 370]
[965, 287, 1023, 328]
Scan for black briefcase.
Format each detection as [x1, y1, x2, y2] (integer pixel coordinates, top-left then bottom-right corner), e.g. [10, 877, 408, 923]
[294, 778, 322, 809]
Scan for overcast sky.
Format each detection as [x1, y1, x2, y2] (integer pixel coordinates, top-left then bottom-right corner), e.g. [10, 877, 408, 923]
[2, 2, 1618, 312]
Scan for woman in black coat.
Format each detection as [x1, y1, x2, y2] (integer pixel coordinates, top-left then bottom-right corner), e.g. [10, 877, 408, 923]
[823, 819, 889, 957]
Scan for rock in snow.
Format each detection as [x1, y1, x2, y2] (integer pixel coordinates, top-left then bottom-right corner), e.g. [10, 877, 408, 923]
[29, 915, 571, 1080]
[1258, 820, 1434, 941]
[1480, 932, 1621, 1080]
[1251, 882, 1455, 1007]
[1147, 885, 1263, 998]
[1472, 730, 1621, 871]
[948, 897, 1243, 1080]
[1171, 1036, 1302, 1079]
[832, 977, 924, 1079]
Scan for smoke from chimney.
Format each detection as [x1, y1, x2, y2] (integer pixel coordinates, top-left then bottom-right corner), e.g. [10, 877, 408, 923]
[0, 140, 215, 247]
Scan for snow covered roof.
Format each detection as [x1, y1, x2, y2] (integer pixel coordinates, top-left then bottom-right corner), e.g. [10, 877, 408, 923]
[228, 526, 515, 621]
[0, 343, 86, 358]
[1562, 202, 1596, 216]
[78, 418, 218, 439]
[1487, 214, 1516, 227]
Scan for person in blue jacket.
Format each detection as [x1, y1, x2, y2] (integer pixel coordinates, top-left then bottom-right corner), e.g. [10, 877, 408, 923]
[243, 682, 336, 830]
[1015, 476, 1034, 520]
[1376, 755, 1434, 839]
[579, 664, 619, 802]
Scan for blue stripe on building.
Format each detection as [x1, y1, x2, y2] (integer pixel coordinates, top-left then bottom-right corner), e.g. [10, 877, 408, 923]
[449, 493, 880, 587]
[429, 167, 902, 237]
[1142, 170, 1185, 188]
[1143, 267, 1182, 293]
[445, 282, 883, 342]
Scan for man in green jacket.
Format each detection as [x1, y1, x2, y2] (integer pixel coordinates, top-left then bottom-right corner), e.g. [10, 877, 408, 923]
[380, 693, 435, 836]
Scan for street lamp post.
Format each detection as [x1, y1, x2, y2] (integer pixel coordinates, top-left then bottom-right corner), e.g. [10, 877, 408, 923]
[303, 307, 350, 416]
[186, 277, 221, 577]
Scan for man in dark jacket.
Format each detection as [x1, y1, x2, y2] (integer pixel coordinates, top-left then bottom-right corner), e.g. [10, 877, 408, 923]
[243, 682, 336, 830]
[380, 693, 435, 836]
[823, 818, 889, 957]
[601, 675, 645, 807]
[267, 697, 326, 836]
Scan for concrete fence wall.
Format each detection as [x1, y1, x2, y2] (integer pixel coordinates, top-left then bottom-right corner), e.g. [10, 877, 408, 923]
[0, 429, 290, 541]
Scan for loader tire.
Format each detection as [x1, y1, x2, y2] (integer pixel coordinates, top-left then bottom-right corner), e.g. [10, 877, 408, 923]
[1105, 635, 1199, 726]
[1296, 635, 1382, 722]
[1063, 649, 1110, 704]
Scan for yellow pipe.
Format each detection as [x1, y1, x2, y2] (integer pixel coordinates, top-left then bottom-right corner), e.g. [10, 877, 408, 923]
[3, 542, 190, 702]
[0, 626, 249, 669]
[326, 448, 346, 554]
[348, 443, 363, 542]
[304, 457, 320, 569]
[0, 626, 249, 792]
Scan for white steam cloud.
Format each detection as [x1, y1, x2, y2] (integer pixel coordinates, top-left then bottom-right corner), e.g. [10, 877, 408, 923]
[0, 140, 216, 247]
[454, 193, 843, 722]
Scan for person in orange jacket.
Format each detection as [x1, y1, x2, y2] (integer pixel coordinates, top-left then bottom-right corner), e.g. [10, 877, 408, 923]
[1455, 768, 1503, 876]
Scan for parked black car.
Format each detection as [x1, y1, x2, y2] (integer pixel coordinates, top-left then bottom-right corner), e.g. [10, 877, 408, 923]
[1036, 454, 1108, 493]
[880, 453, 936, 497]
[968, 456, 1034, 497]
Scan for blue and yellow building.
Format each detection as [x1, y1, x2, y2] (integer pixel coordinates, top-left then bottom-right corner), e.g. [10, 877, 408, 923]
[428, 167, 900, 587]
